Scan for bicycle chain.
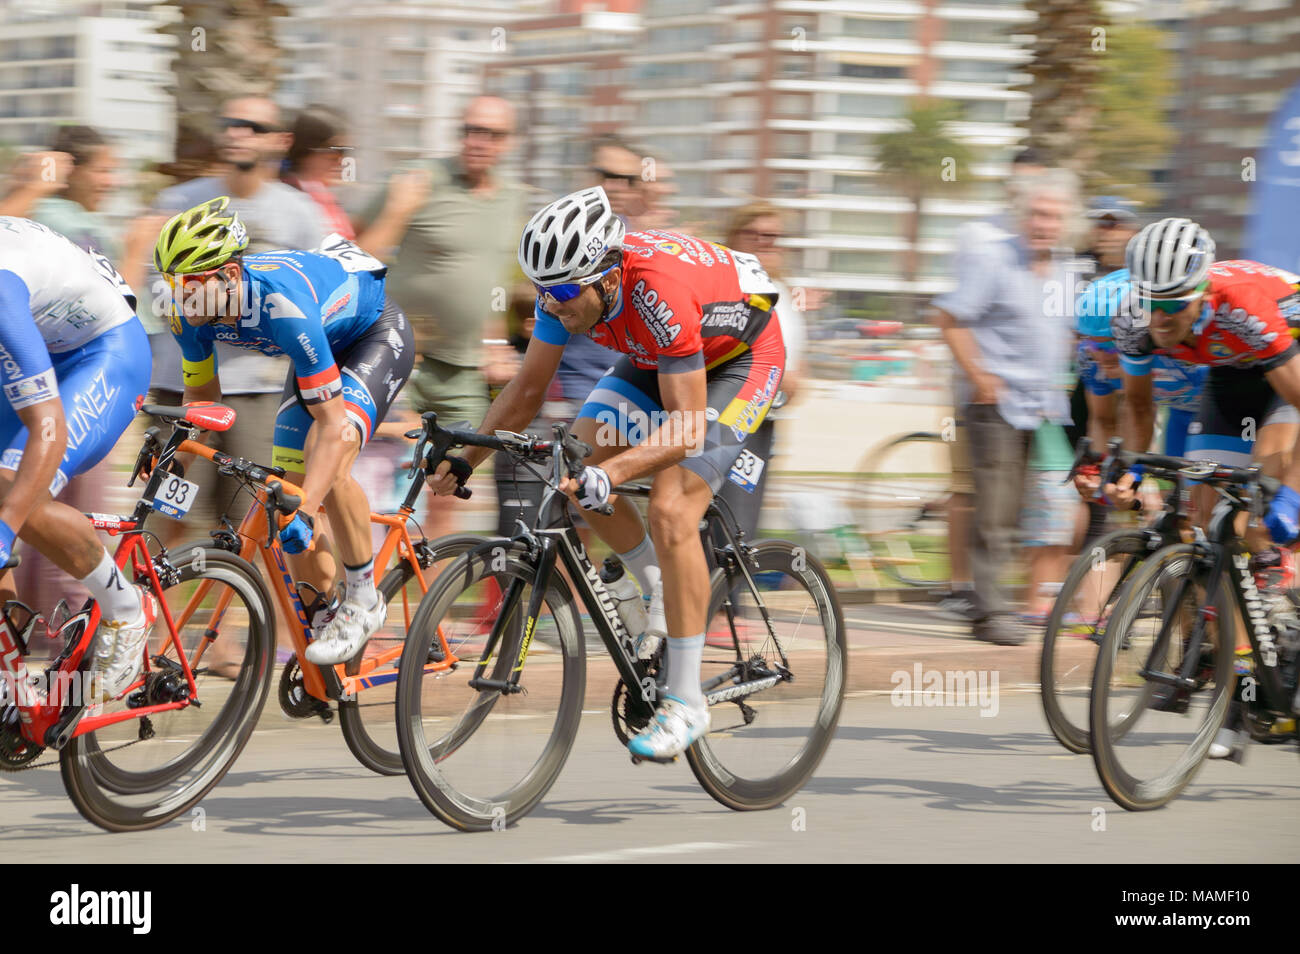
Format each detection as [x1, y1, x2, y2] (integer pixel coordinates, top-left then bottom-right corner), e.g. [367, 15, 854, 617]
[0, 732, 147, 772]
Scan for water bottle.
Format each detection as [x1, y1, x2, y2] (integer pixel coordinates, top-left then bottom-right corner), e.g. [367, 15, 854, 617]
[600, 557, 647, 641]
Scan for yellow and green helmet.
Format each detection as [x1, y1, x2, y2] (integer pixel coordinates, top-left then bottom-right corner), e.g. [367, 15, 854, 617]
[154, 196, 249, 274]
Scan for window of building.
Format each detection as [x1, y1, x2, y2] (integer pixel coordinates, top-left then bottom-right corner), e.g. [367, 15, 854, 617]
[838, 93, 905, 118]
[840, 18, 914, 41]
[828, 250, 901, 274]
[827, 210, 903, 235]
[940, 20, 1012, 45]
[839, 62, 908, 80]
[939, 59, 1016, 84]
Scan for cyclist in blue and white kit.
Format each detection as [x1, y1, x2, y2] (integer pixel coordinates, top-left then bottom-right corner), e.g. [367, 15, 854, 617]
[153, 198, 415, 665]
[1076, 267, 1207, 457]
[0, 216, 153, 700]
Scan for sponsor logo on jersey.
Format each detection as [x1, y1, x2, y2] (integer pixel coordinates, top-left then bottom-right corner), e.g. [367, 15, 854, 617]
[702, 301, 749, 335]
[654, 240, 683, 256]
[1208, 341, 1234, 360]
[386, 329, 405, 357]
[629, 279, 681, 347]
[1212, 302, 1278, 352]
[730, 366, 781, 440]
[322, 293, 352, 320]
[246, 261, 281, 272]
[3, 372, 57, 410]
[1278, 291, 1300, 324]
[296, 332, 320, 365]
[0, 342, 23, 382]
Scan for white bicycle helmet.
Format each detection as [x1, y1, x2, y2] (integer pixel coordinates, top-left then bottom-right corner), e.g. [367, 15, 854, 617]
[518, 186, 625, 285]
[1125, 217, 1216, 299]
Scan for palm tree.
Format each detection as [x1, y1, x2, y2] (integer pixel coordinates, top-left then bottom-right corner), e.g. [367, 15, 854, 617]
[157, 0, 288, 158]
[874, 100, 973, 321]
[1014, 0, 1109, 174]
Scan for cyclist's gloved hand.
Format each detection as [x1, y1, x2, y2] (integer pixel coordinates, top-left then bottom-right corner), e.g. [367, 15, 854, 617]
[279, 512, 315, 554]
[0, 519, 14, 567]
[574, 465, 612, 511]
[1265, 485, 1300, 544]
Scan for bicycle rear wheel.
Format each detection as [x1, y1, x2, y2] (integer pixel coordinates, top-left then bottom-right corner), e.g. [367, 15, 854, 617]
[337, 533, 485, 775]
[59, 547, 275, 831]
[686, 539, 846, 810]
[1040, 528, 1148, 754]
[396, 540, 585, 831]
[1089, 544, 1235, 811]
[849, 432, 950, 587]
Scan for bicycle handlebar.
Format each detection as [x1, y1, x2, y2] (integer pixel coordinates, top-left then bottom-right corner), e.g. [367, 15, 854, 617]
[411, 412, 614, 515]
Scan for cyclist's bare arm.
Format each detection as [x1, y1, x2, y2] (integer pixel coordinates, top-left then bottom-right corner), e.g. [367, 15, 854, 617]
[299, 394, 358, 514]
[448, 336, 565, 472]
[0, 396, 67, 532]
[1122, 369, 1156, 452]
[594, 364, 708, 487]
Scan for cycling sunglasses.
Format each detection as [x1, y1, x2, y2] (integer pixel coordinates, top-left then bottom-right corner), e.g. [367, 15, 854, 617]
[533, 262, 619, 303]
[1141, 281, 1209, 314]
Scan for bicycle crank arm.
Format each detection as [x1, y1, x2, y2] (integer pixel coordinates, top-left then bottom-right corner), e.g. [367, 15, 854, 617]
[467, 677, 524, 695]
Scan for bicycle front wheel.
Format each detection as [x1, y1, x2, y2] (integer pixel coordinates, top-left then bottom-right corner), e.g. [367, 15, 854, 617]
[59, 547, 275, 831]
[1089, 544, 1235, 811]
[687, 539, 847, 810]
[396, 540, 585, 831]
[1040, 528, 1149, 754]
[337, 533, 486, 776]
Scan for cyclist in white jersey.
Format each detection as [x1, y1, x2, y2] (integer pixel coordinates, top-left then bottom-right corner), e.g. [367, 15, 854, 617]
[0, 217, 153, 700]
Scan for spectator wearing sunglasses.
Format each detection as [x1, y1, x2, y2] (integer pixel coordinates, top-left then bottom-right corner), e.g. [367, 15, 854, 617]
[356, 95, 526, 539]
[283, 104, 357, 239]
[142, 97, 330, 584]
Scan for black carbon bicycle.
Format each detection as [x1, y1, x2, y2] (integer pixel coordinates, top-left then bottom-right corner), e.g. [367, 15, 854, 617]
[393, 413, 846, 831]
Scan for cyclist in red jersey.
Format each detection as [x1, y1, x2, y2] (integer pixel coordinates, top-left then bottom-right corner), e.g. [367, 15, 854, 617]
[427, 187, 786, 760]
[1107, 218, 1300, 546]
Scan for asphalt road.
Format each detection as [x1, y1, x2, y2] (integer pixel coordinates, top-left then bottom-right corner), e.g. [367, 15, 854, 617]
[3, 690, 1296, 863]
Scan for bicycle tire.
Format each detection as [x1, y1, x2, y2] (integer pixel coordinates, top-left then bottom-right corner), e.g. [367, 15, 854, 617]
[1040, 528, 1149, 754]
[337, 532, 485, 776]
[686, 539, 847, 810]
[849, 432, 950, 587]
[1089, 543, 1235, 811]
[59, 547, 275, 831]
[395, 540, 585, 831]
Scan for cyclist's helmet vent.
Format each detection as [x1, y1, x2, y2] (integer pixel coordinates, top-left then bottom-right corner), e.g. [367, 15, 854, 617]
[1125, 216, 1215, 299]
[154, 196, 250, 274]
[519, 186, 625, 285]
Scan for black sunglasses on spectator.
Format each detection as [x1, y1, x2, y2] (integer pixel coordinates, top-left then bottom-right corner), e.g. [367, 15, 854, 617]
[463, 124, 509, 141]
[591, 167, 640, 185]
[220, 117, 279, 134]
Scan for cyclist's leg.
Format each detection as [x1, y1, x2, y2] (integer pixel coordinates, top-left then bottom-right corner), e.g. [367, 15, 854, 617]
[2, 321, 153, 695]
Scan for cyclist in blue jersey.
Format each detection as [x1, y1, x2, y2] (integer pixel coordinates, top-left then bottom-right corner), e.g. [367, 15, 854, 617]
[1076, 268, 1207, 457]
[0, 216, 154, 700]
[153, 198, 415, 665]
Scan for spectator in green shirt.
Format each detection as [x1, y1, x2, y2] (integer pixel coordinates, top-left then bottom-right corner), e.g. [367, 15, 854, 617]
[357, 95, 529, 537]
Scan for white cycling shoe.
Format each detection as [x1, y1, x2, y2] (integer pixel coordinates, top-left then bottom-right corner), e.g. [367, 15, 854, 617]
[305, 597, 387, 666]
[627, 693, 710, 761]
[92, 589, 159, 701]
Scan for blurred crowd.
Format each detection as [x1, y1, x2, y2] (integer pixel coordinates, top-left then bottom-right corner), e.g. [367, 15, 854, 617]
[0, 93, 814, 627]
[0, 90, 1170, 653]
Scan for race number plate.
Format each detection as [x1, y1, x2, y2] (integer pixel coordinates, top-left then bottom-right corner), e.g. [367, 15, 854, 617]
[726, 449, 766, 494]
[151, 474, 200, 519]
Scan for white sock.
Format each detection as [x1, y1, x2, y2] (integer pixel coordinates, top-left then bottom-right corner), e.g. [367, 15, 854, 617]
[343, 558, 377, 608]
[665, 633, 705, 709]
[617, 535, 662, 598]
[80, 550, 141, 622]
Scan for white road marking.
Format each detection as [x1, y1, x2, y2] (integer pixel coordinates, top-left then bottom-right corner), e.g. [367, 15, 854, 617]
[539, 841, 749, 863]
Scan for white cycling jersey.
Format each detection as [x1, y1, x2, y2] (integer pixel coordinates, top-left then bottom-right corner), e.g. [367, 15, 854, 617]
[0, 216, 135, 354]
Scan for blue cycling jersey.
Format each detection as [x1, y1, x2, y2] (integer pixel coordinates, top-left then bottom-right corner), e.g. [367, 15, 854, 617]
[171, 236, 387, 405]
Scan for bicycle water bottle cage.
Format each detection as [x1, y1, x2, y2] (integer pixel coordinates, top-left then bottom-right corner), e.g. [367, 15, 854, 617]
[1, 601, 37, 655]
